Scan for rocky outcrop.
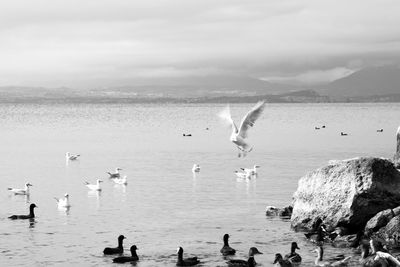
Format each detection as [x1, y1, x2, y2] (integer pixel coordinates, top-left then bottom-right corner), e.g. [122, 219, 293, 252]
[291, 157, 400, 232]
[394, 126, 400, 168]
[266, 205, 293, 217]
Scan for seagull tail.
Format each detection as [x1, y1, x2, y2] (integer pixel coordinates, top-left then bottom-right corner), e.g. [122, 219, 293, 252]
[84, 181, 89, 185]
[7, 188, 12, 191]
[54, 197, 59, 203]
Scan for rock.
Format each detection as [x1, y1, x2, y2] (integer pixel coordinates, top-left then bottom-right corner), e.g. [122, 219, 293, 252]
[364, 209, 395, 236]
[278, 206, 293, 217]
[373, 215, 400, 248]
[266, 206, 279, 216]
[291, 157, 400, 232]
[394, 126, 400, 168]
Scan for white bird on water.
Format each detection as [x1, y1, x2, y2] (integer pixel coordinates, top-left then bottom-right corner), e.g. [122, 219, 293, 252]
[218, 101, 266, 157]
[107, 168, 122, 178]
[192, 164, 200, 173]
[84, 179, 103, 191]
[8, 183, 32, 195]
[240, 165, 260, 176]
[113, 175, 128, 185]
[54, 193, 71, 208]
[234, 170, 252, 179]
[66, 152, 80, 161]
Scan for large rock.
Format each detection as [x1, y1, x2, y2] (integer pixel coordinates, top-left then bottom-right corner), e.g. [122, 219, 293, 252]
[373, 215, 400, 248]
[291, 157, 400, 232]
[394, 126, 400, 168]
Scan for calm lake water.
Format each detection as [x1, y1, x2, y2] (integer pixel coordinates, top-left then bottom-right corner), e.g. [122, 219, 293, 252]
[0, 103, 399, 266]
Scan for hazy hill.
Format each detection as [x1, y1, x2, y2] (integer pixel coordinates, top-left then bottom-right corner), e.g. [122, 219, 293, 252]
[319, 65, 400, 97]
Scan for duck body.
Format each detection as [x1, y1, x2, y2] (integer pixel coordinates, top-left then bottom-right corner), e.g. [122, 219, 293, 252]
[284, 242, 301, 263]
[220, 234, 236, 256]
[176, 247, 200, 266]
[112, 245, 138, 263]
[274, 254, 293, 267]
[103, 235, 125, 255]
[228, 247, 262, 267]
[8, 183, 32, 195]
[9, 203, 37, 220]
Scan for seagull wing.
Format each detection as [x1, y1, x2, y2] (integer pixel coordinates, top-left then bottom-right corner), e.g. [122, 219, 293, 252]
[238, 101, 265, 138]
[218, 105, 238, 134]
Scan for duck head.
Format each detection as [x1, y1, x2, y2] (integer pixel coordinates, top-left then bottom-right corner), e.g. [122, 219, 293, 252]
[291, 242, 300, 252]
[25, 183, 33, 187]
[130, 245, 138, 252]
[249, 247, 262, 256]
[273, 253, 283, 264]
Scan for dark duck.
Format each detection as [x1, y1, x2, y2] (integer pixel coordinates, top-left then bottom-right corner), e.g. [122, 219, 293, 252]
[284, 242, 301, 263]
[112, 245, 139, 263]
[220, 234, 236, 256]
[176, 247, 200, 266]
[227, 247, 262, 267]
[274, 253, 293, 267]
[103, 235, 126, 255]
[9, 203, 37, 220]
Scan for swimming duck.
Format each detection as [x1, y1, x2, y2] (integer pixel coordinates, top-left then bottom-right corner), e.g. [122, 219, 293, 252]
[176, 247, 200, 266]
[103, 235, 126, 255]
[340, 132, 348, 136]
[274, 253, 293, 267]
[240, 165, 260, 176]
[54, 193, 71, 208]
[227, 247, 262, 267]
[7, 182, 32, 195]
[183, 133, 192, 137]
[84, 179, 102, 191]
[9, 203, 37, 220]
[107, 168, 122, 179]
[66, 152, 80, 160]
[305, 224, 328, 244]
[284, 242, 301, 263]
[112, 245, 139, 263]
[314, 246, 351, 266]
[218, 101, 265, 157]
[112, 176, 128, 185]
[192, 164, 200, 173]
[377, 129, 383, 133]
[220, 234, 236, 256]
[315, 127, 321, 130]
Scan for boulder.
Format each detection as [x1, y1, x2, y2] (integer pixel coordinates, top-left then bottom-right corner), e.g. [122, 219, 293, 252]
[266, 205, 293, 218]
[373, 215, 400, 248]
[291, 157, 400, 232]
[364, 209, 395, 236]
[394, 126, 400, 168]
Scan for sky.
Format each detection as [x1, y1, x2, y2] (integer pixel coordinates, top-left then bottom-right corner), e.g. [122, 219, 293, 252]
[0, 0, 400, 88]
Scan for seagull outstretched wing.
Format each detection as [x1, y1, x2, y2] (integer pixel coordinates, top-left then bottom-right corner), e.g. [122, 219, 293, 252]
[238, 101, 265, 138]
[218, 105, 238, 134]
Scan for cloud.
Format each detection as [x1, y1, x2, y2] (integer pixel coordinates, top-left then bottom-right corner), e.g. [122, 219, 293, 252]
[0, 0, 400, 87]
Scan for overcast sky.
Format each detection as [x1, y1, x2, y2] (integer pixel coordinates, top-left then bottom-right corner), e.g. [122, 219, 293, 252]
[0, 0, 399, 88]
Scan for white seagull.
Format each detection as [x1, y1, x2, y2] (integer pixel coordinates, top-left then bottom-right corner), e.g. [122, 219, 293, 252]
[192, 164, 201, 173]
[113, 175, 128, 185]
[66, 152, 80, 161]
[107, 168, 122, 178]
[84, 179, 103, 191]
[219, 101, 266, 157]
[54, 193, 71, 208]
[240, 165, 260, 176]
[234, 170, 252, 179]
[8, 183, 33, 195]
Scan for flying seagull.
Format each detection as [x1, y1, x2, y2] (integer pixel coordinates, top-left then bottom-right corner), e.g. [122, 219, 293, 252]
[219, 101, 266, 157]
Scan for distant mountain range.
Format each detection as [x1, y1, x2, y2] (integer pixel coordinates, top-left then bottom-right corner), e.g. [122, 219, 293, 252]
[0, 65, 399, 103]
